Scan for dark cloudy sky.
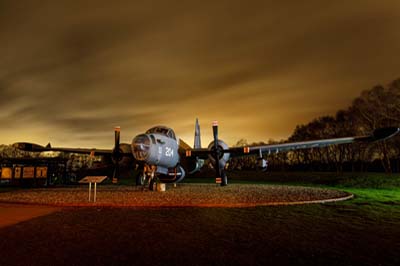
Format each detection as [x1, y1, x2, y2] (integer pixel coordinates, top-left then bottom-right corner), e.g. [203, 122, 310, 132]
[1, 0, 399, 148]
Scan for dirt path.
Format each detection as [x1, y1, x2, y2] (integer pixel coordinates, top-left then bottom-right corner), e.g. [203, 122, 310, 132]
[0, 203, 60, 228]
[0, 184, 352, 207]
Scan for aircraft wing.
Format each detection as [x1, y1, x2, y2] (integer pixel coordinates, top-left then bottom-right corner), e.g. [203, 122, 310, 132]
[186, 127, 400, 159]
[12, 142, 132, 156]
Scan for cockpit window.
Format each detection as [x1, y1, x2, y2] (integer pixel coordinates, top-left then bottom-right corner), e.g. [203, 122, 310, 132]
[167, 129, 176, 140]
[150, 134, 156, 144]
[146, 126, 176, 140]
[132, 134, 151, 161]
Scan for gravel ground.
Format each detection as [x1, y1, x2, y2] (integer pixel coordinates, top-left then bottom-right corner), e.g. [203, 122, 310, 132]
[0, 184, 352, 207]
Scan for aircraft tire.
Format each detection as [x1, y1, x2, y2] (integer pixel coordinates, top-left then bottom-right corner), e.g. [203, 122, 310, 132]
[135, 172, 145, 186]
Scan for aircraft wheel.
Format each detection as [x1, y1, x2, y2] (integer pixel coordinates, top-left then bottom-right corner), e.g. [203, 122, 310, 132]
[136, 172, 145, 186]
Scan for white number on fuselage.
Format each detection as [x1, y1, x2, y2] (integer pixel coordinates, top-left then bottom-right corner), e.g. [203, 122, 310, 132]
[165, 147, 174, 157]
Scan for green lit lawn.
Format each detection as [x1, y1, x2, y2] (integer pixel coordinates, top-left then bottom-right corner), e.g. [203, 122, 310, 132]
[186, 171, 400, 224]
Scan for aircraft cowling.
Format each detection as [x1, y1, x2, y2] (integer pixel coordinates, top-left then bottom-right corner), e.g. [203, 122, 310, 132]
[131, 134, 179, 169]
[208, 140, 230, 168]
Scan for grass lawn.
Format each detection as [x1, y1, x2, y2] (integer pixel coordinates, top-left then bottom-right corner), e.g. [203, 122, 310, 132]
[190, 170, 400, 215]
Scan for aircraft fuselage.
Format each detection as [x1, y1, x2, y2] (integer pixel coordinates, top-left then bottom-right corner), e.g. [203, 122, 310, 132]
[132, 126, 190, 184]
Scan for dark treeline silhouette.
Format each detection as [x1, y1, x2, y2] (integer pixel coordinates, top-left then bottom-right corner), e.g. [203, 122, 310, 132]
[229, 78, 400, 173]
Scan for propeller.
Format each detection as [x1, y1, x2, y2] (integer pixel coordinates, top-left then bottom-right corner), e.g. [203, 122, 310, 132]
[212, 121, 227, 186]
[112, 126, 121, 184]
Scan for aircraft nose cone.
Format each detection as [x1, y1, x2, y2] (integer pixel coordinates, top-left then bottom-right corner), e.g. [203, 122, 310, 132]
[132, 134, 151, 161]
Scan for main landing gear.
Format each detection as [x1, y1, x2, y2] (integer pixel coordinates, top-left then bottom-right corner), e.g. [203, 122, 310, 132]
[140, 164, 157, 191]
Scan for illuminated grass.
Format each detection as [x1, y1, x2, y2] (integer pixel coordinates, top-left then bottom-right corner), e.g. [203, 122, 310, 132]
[340, 188, 400, 204]
[186, 171, 400, 220]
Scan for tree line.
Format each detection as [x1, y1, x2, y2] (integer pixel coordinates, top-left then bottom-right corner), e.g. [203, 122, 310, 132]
[228, 78, 400, 173]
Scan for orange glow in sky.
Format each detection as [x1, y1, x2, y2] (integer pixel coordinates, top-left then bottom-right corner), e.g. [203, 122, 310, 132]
[1, 1, 400, 148]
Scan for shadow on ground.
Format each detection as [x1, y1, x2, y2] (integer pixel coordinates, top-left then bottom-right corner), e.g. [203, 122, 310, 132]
[0, 205, 399, 266]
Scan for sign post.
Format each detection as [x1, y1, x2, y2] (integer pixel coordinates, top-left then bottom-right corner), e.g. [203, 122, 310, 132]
[79, 176, 107, 202]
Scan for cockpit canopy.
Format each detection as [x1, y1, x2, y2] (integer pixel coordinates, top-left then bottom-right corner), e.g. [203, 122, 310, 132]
[145, 126, 176, 140]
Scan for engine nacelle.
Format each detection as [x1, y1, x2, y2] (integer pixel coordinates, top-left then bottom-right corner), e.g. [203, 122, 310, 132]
[208, 140, 230, 168]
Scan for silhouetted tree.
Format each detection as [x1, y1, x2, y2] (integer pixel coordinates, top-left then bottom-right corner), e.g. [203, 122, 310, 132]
[229, 79, 399, 173]
[351, 82, 400, 173]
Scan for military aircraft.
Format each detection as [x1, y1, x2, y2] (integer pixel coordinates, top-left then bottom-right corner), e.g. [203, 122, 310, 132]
[13, 119, 400, 189]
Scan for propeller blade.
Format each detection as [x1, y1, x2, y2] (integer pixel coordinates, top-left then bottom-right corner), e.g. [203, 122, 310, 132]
[212, 121, 219, 150]
[212, 121, 228, 186]
[221, 169, 227, 186]
[112, 126, 121, 184]
[115, 126, 120, 153]
[212, 121, 221, 182]
[112, 162, 119, 184]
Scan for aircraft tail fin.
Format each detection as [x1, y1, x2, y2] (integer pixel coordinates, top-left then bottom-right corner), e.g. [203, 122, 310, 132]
[194, 118, 201, 149]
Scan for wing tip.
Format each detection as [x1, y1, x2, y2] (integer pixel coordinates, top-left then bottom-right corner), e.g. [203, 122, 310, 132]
[12, 142, 46, 152]
[373, 127, 400, 141]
